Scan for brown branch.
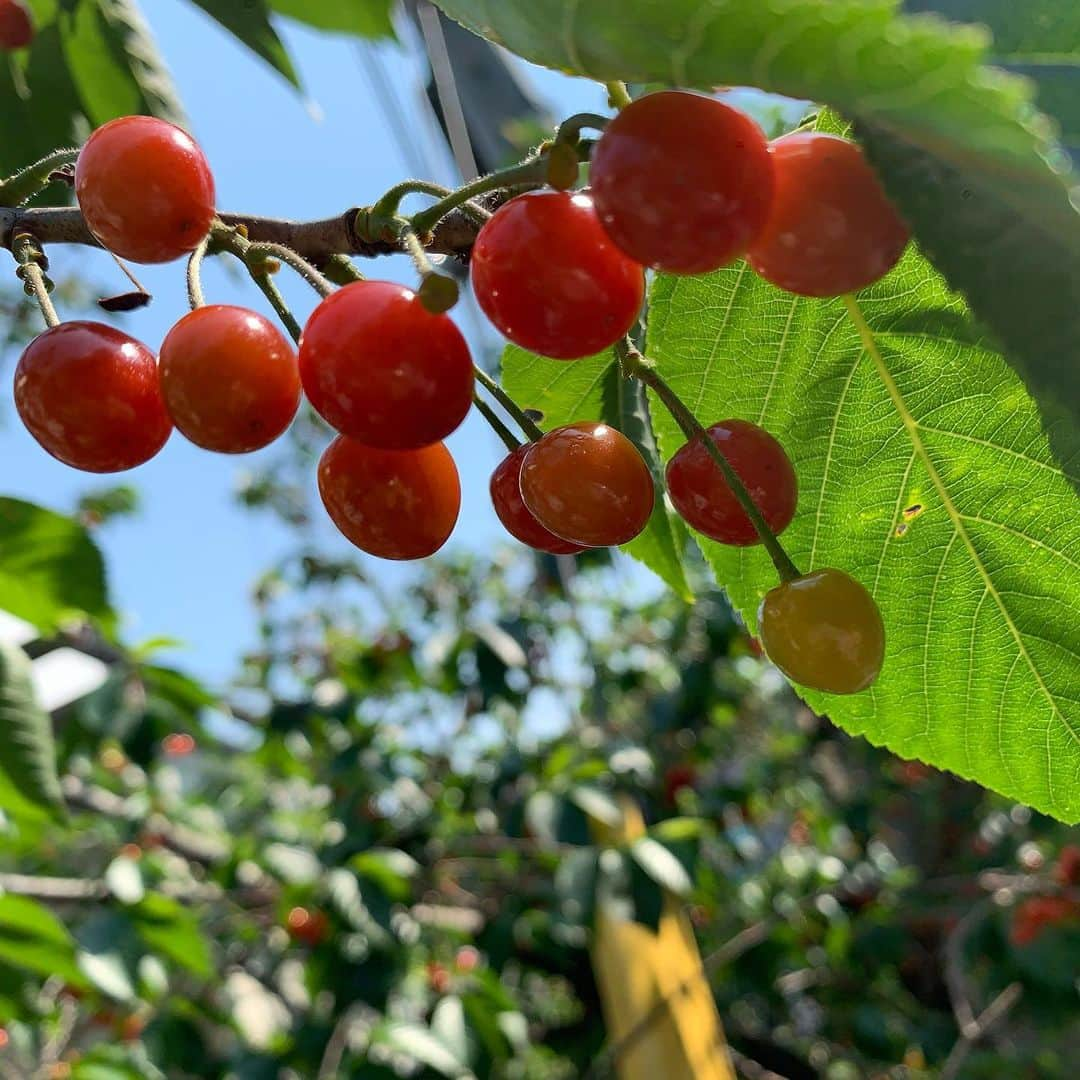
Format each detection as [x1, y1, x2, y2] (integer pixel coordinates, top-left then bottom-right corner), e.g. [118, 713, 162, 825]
[940, 981, 1023, 1080]
[0, 197, 511, 265]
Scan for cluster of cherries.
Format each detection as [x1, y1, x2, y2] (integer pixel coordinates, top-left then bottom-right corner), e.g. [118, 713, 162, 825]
[9, 89, 908, 694]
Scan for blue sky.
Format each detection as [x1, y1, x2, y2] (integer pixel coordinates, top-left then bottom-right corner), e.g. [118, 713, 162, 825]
[1, 2, 607, 684]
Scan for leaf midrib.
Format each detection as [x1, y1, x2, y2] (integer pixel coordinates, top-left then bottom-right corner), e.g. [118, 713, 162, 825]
[841, 295, 1080, 803]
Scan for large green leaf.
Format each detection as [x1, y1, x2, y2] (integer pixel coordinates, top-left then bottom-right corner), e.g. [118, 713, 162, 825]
[189, 0, 299, 87]
[0, 498, 112, 631]
[268, 0, 395, 38]
[129, 893, 213, 979]
[500, 347, 692, 599]
[0, 895, 88, 987]
[432, 0, 1080, 481]
[0, 640, 64, 817]
[644, 248, 1080, 823]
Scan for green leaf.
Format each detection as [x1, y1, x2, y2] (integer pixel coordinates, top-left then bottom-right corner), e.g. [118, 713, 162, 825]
[189, 0, 300, 87]
[434, 0, 1080, 479]
[60, 0, 186, 128]
[500, 346, 691, 598]
[0, 640, 64, 818]
[646, 250, 1080, 822]
[629, 837, 694, 897]
[0, 499, 112, 631]
[268, 0, 395, 38]
[554, 847, 599, 927]
[351, 847, 420, 901]
[378, 1021, 475, 1078]
[627, 855, 663, 932]
[0, 895, 88, 988]
[129, 894, 213, 980]
[431, 996, 470, 1066]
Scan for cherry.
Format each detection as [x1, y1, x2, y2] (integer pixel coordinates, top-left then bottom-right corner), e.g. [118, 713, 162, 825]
[590, 90, 774, 275]
[490, 443, 588, 555]
[1055, 845, 1080, 887]
[286, 906, 328, 947]
[1009, 896, 1078, 947]
[747, 132, 909, 297]
[15, 322, 171, 472]
[470, 190, 644, 359]
[758, 568, 884, 694]
[519, 423, 654, 547]
[160, 305, 300, 454]
[662, 763, 697, 806]
[0, 0, 33, 50]
[454, 945, 480, 973]
[318, 436, 460, 560]
[75, 115, 216, 264]
[299, 281, 473, 448]
[665, 419, 797, 546]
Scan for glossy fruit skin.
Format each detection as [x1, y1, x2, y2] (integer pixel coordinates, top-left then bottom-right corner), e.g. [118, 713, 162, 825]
[590, 90, 774, 275]
[15, 322, 171, 472]
[747, 132, 909, 296]
[300, 281, 473, 448]
[666, 419, 797, 546]
[470, 191, 644, 359]
[759, 568, 884, 694]
[0, 0, 33, 49]
[519, 423, 654, 547]
[318, 436, 460, 560]
[490, 444, 587, 555]
[75, 115, 215, 264]
[160, 305, 300, 453]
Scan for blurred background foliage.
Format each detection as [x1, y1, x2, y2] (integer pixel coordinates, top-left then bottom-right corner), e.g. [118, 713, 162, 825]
[1, 2, 1079, 1078]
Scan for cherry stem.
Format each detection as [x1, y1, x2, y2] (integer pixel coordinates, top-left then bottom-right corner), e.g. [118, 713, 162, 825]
[409, 157, 548, 235]
[321, 253, 366, 285]
[186, 236, 209, 309]
[553, 112, 610, 146]
[11, 233, 59, 328]
[473, 366, 545, 443]
[210, 222, 304, 343]
[616, 338, 802, 583]
[0, 147, 79, 207]
[605, 81, 632, 110]
[246, 241, 334, 298]
[370, 179, 490, 229]
[472, 393, 521, 453]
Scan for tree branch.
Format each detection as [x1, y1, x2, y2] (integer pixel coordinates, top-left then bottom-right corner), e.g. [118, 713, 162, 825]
[940, 981, 1023, 1080]
[0, 198, 508, 265]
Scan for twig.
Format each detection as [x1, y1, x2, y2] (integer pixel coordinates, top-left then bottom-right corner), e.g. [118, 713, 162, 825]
[943, 898, 990, 1039]
[941, 982, 1023, 1080]
[318, 1003, 364, 1080]
[36, 995, 78, 1079]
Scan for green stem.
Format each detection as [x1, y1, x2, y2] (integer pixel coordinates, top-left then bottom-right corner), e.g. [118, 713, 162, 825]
[11, 233, 59, 328]
[604, 81, 632, 110]
[252, 271, 302, 344]
[472, 393, 521, 453]
[617, 339, 801, 583]
[246, 241, 334, 298]
[0, 148, 79, 207]
[409, 157, 548, 235]
[473, 366, 545, 443]
[553, 112, 610, 146]
[368, 179, 490, 230]
[186, 236, 208, 309]
[321, 254, 366, 286]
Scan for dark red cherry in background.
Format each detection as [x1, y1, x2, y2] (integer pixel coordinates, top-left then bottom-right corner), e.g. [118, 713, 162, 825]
[300, 281, 474, 449]
[15, 322, 171, 472]
[490, 443, 588, 555]
[75, 116, 216, 264]
[666, 419, 797, 546]
[0, 0, 34, 50]
[590, 90, 775, 275]
[318, 435, 460, 560]
[470, 191, 644, 360]
[519, 422, 654, 547]
[159, 305, 301, 454]
[747, 132, 909, 297]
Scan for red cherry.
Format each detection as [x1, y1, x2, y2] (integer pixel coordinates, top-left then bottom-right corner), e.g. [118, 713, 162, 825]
[470, 191, 644, 359]
[590, 90, 774, 275]
[454, 945, 480, 973]
[159, 305, 300, 454]
[747, 132, 909, 297]
[318, 436, 460, 560]
[1010, 896, 1078, 946]
[1055, 845, 1080, 887]
[286, 906, 328, 947]
[0, 0, 33, 50]
[662, 763, 697, 806]
[15, 322, 171, 472]
[299, 281, 473, 449]
[490, 444, 587, 555]
[75, 116, 216, 264]
[665, 419, 797, 546]
[519, 423, 654, 547]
